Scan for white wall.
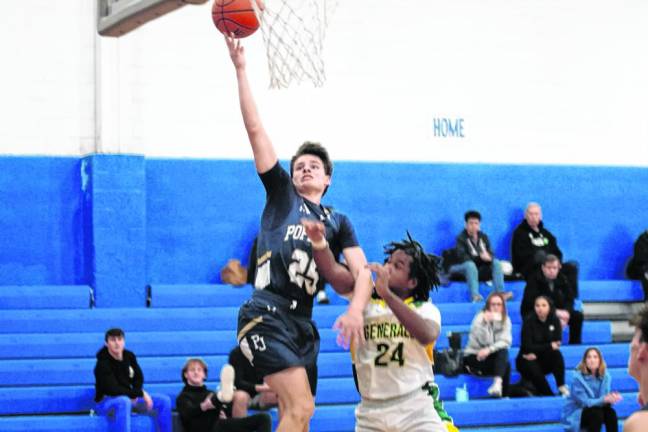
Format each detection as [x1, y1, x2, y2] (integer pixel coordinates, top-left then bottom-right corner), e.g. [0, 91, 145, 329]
[1, 0, 647, 166]
[0, 0, 95, 155]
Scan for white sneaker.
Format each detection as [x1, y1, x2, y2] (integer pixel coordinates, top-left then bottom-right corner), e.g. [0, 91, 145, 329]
[487, 380, 502, 398]
[217, 364, 235, 403]
[316, 290, 330, 305]
[558, 385, 570, 397]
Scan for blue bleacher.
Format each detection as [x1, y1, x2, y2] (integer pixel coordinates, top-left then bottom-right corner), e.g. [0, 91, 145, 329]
[0, 285, 91, 309]
[0, 281, 642, 431]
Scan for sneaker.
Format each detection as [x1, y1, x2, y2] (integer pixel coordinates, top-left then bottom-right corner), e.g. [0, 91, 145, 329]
[502, 291, 514, 301]
[217, 364, 235, 403]
[487, 381, 502, 398]
[316, 290, 330, 305]
[558, 385, 570, 397]
[472, 294, 484, 303]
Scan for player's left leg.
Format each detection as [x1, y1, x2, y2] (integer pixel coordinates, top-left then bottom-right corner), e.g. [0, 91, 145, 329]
[265, 366, 314, 432]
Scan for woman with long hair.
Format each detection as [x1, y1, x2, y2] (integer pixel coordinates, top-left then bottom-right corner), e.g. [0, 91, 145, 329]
[516, 295, 569, 396]
[463, 292, 512, 397]
[561, 347, 622, 432]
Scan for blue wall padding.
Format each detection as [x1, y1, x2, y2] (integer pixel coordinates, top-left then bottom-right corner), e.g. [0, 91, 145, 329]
[83, 155, 147, 307]
[0, 157, 85, 285]
[145, 159, 264, 284]
[325, 163, 648, 279]
[1, 156, 647, 293]
[145, 159, 648, 282]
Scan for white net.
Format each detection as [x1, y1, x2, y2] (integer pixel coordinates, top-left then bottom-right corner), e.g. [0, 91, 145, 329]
[252, 0, 338, 89]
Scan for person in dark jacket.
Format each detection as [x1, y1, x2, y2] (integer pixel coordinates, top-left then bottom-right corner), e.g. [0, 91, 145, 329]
[511, 202, 579, 295]
[627, 229, 648, 300]
[176, 358, 271, 432]
[516, 296, 569, 397]
[93, 328, 172, 432]
[229, 347, 278, 418]
[449, 210, 512, 303]
[521, 254, 583, 344]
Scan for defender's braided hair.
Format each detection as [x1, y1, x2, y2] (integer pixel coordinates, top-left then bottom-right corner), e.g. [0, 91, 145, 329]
[383, 232, 441, 302]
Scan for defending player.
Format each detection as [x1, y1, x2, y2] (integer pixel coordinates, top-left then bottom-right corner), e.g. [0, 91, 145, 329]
[303, 224, 458, 432]
[223, 35, 371, 432]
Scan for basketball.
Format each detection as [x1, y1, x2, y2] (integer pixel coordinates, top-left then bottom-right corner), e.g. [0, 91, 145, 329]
[212, 0, 259, 39]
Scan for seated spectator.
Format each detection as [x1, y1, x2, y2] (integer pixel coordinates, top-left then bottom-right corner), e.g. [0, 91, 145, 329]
[176, 358, 271, 432]
[627, 229, 648, 301]
[228, 346, 278, 418]
[463, 292, 512, 398]
[448, 210, 512, 303]
[93, 328, 172, 432]
[516, 296, 569, 397]
[511, 202, 579, 296]
[521, 254, 583, 344]
[561, 347, 621, 432]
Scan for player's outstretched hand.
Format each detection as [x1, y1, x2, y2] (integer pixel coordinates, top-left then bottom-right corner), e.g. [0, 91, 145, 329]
[224, 33, 245, 70]
[333, 307, 365, 350]
[301, 218, 326, 245]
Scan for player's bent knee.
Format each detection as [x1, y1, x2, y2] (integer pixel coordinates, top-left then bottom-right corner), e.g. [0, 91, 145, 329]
[233, 390, 250, 404]
[284, 402, 314, 426]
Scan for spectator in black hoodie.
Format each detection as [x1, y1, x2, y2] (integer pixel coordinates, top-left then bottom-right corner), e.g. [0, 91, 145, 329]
[93, 327, 172, 432]
[176, 357, 271, 432]
[521, 254, 583, 344]
[627, 229, 648, 300]
[511, 202, 579, 296]
[516, 296, 569, 397]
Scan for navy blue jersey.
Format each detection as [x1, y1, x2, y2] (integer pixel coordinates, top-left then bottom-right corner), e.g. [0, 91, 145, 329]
[253, 162, 358, 314]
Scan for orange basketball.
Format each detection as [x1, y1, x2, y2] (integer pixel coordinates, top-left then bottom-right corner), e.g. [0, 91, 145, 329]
[212, 0, 259, 39]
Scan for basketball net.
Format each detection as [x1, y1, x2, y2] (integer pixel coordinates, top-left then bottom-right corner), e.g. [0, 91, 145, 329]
[252, 0, 337, 89]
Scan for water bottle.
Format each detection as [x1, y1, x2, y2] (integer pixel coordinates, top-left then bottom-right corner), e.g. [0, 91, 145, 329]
[455, 383, 469, 402]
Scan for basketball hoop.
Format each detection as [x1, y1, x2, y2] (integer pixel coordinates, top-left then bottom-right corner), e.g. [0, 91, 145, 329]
[251, 0, 337, 89]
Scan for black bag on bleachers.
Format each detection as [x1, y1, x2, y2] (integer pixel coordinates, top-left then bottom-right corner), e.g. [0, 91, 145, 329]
[433, 332, 464, 377]
[507, 378, 537, 398]
[433, 348, 464, 377]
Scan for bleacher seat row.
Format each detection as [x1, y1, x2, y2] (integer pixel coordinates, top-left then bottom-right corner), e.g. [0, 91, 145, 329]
[0, 281, 643, 431]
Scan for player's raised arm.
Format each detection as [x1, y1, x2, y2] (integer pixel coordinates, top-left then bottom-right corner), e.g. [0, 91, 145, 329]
[224, 34, 276, 174]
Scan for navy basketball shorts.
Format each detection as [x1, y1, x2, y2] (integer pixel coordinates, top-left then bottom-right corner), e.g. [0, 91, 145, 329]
[237, 289, 320, 395]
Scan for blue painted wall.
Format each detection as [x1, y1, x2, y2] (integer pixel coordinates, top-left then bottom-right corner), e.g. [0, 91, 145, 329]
[1, 156, 647, 292]
[145, 159, 264, 284]
[145, 159, 648, 282]
[0, 157, 86, 285]
[328, 163, 648, 279]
